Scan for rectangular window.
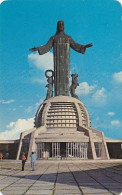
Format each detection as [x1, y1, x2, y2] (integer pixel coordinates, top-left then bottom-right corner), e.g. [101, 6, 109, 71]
[94, 142, 102, 157]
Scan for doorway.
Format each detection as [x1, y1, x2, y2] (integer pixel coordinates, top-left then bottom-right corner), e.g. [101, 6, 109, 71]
[60, 142, 66, 158]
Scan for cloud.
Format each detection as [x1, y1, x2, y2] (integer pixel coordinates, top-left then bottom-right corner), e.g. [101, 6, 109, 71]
[28, 51, 53, 71]
[92, 87, 107, 102]
[107, 112, 115, 116]
[76, 82, 107, 105]
[76, 82, 95, 95]
[111, 120, 120, 126]
[0, 99, 15, 104]
[0, 117, 34, 140]
[113, 71, 122, 83]
[115, 0, 122, 7]
[0, 0, 7, 5]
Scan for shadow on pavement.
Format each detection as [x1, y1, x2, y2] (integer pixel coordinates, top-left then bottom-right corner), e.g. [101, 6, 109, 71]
[0, 164, 122, 193]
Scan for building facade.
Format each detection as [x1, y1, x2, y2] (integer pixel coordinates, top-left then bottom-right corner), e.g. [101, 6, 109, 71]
[0, 96, 122, 160]
[17, 96, 110, 160]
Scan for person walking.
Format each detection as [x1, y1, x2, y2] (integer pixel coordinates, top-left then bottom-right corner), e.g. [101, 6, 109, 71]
[21, 152, 26, 171]
[30, 152, 36, 171]
[0, 153, 3, 161]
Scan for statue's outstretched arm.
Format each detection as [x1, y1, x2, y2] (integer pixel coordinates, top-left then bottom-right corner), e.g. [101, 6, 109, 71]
[38, 36, 54, 55]
[29, 36, 54, 55]
[70, 38, 93, 54]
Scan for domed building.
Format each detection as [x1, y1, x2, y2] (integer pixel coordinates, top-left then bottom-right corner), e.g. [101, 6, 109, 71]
[16, 21, 110, 160]
[0, 21, 122, 160]
[16, 96, 109, 160]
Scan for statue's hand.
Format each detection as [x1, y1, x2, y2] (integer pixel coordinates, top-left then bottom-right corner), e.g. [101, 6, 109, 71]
[29, 47, 38, 52]
[85, 43, 93, 48]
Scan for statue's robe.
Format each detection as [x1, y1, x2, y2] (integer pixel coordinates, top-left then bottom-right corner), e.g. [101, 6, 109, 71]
[38, 33, 86, 96]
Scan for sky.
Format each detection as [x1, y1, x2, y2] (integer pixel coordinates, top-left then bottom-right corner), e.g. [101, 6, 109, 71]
[0, 0, 122, 140]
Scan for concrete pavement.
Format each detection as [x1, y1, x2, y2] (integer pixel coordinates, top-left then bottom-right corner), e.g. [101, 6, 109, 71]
[0, 160, 122, 195]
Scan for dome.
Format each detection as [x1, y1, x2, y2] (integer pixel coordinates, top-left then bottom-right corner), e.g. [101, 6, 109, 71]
[34, 96, 91, 129]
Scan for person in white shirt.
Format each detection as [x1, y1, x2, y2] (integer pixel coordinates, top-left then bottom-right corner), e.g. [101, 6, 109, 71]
[30, 152, 36, 171]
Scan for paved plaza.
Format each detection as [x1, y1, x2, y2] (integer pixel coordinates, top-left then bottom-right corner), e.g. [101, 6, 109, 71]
[0, 160, 122, 195]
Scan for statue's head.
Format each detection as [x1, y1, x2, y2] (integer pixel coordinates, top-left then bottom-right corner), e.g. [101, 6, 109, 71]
[57, 21, 64, 33]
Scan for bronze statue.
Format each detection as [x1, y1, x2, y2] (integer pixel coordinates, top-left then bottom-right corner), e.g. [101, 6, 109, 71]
[70, 74, 79, 99]
[45, 70, 54, 100]
[30, 21, 93, 96]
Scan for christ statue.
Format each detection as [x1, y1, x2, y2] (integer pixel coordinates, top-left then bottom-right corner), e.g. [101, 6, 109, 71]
[30, 21, 93, 96]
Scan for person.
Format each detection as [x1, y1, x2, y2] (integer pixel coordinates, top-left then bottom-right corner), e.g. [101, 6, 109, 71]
[6, 152, 9, 159]
[21, 152, 26, 171]
[29, 21, 93, 96]
[0, 152, 3, 160]
[30, 152, 36, 171]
